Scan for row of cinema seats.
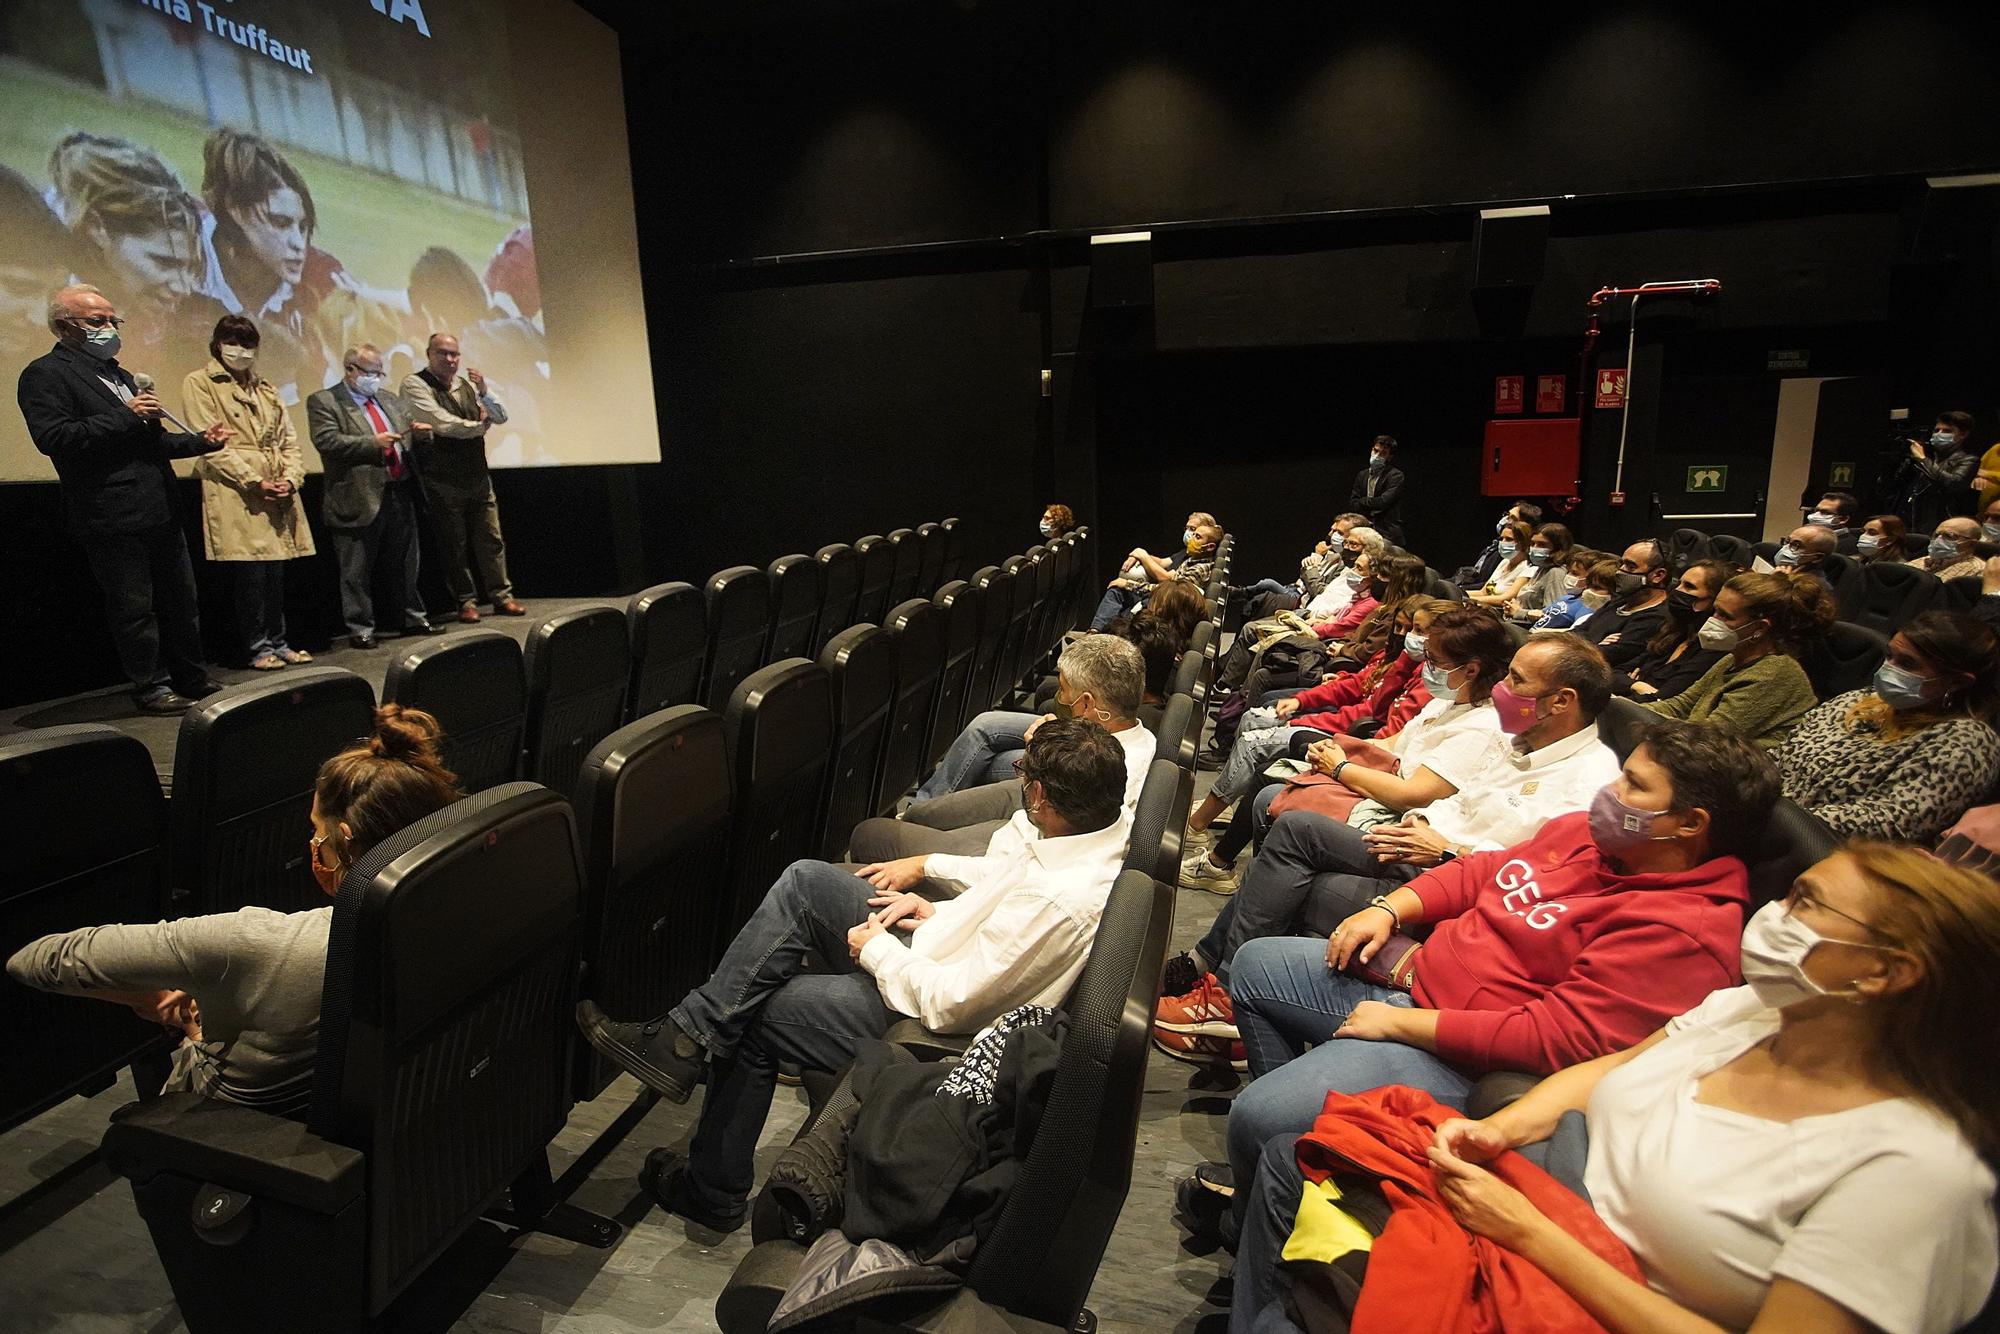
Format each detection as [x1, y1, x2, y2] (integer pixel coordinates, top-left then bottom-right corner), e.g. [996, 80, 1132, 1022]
[714, 541, 1235, 1333]
[0, 520, 1172, 1332]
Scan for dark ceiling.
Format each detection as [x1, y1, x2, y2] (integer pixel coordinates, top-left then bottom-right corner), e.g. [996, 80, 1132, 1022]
[576, 0, 936, 38]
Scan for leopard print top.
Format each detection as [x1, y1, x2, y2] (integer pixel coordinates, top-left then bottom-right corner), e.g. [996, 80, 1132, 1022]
[1777, 691, 2000, 844]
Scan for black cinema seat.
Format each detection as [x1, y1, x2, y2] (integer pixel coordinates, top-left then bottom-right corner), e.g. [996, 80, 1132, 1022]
[701, 565, 774, 713]
[103, 783, 617, 1334]
[719, 660, 835, 942]
[873, 598, 946, 816]
[172, 668, 378, 915]
[2, 725, 173, 1132]
[573, 706, 734, 1100]
[765, 552, 824, 664]
[812, 543, 861, 656]
[886, 526, 921, 605]
[1843, 561, 1941, 636]
[938, 515, 966, 585]
[852, 534, 894, 627]
[625, 581, 706, 721]
[814, 625, 899, 862]
[522, 605, 631, 800]
[965, 563, 1009, 716]
[929, 579, 984, 763]
[915, 520, 946, 598]
[381, 630, 526, 793]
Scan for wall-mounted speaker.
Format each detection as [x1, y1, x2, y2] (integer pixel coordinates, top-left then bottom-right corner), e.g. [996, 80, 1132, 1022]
[1089, 230, 1153, 308]
[1473, 205, 1550, 288]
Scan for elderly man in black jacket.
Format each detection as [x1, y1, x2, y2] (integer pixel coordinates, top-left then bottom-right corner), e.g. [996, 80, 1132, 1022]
[1349, 433, 1406, 544]
[18, 284, 230, 712]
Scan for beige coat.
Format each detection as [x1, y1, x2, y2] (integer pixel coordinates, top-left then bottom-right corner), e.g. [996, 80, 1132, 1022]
[182, 361, 315, 561]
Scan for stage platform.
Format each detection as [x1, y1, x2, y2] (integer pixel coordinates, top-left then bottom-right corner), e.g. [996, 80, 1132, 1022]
[0, 597, 610, 792]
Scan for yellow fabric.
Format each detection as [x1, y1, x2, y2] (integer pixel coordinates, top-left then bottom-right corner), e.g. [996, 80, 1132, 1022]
[1977, 442, 2000, 511]
[1282, 1177, 1376, 1264]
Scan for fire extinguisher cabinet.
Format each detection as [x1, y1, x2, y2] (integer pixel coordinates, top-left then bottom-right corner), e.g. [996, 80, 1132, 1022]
[1482, 417, 1581, 496]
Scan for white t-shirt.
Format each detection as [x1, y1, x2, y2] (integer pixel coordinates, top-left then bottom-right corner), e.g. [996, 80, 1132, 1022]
[1111, 720, 1158, 808]
[1584, 986, 1997, 1333]
[1419, 723, 1619, 852]
[1384, 697, 1505, 791]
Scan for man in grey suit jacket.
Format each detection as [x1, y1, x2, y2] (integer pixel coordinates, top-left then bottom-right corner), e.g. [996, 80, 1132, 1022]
[306, 343, 439, 649]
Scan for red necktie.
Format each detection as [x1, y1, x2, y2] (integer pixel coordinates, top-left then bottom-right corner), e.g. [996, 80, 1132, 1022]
[361, 398, 403, 480]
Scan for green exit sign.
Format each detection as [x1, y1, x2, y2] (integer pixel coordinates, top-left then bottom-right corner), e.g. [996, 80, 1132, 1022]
[1687, 466, 1728, 493]
[1829, 462, 1856, 488]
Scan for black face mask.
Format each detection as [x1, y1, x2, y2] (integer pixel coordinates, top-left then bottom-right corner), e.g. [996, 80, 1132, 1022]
[1666, 589, 1702, 618]
[1341, 547, 1362, 563]
[1370, 579, 1387, 600]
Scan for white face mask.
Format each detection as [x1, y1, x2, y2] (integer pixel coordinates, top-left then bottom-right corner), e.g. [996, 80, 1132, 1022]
[1696, 615, 1741, 652]
[219, 344, 258, 371]
[352, 371, 387, 397]
[1739, 900, 1892, 1010]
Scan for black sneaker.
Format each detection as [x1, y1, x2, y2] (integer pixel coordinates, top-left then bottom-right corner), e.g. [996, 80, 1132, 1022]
[1160, 951, 1201, 999]
[574, 1001, 702, 1103]
[639, 1149, 744, 1233]
[1175, 1166, 1232, 1244]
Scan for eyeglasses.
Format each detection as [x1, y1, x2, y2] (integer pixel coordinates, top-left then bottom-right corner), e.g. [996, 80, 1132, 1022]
[1783, 884, 1893, 942]
[69, 314, 124, 329]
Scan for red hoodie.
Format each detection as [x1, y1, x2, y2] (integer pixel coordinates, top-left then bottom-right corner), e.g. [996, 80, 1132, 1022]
[1294, 651, 1424, 736]
[1408, 812, 1747, 1073]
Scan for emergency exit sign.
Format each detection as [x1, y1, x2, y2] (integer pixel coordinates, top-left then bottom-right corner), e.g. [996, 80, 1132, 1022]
[1687, 466, 1729, 493]
[1829, 462, 1856, 488]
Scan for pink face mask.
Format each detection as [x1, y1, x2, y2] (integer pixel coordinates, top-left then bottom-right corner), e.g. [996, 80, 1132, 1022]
[1488, 679, 1544, 735]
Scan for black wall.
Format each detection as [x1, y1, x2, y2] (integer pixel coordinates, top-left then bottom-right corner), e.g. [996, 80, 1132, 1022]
[9, 0, 2000, 706]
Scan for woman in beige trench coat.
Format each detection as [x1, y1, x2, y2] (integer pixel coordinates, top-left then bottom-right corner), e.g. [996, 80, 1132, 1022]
[182, 315, 316, 670]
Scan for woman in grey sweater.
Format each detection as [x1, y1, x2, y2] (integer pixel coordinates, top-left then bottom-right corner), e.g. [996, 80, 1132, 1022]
[7, 706, 460, 1114]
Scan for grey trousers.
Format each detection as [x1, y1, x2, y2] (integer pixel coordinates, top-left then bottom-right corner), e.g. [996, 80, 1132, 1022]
[423, 476, 512, 608]
[330, 483, 424, 639]
[847, 779, 1023, 895]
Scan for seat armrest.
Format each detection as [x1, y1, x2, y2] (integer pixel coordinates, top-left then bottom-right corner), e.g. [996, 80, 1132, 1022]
[855, 1288, 1068, 1333]
[882, 1018, 971, 1061]
[101, 1092, 365, 1216]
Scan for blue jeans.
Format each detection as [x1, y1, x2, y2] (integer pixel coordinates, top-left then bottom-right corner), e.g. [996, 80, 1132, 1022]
[912, 709, 1037, 803]
[1191, 809, 1414, 980]
[233, 560, 292, 659]
[670, 860, 897, 1213]
[1090, 583, 1143, 631]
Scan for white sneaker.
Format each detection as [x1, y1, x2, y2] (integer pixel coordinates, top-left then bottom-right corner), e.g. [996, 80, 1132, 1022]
[1182, 824, 1219, 853]
[1179, 849, 1241, 895]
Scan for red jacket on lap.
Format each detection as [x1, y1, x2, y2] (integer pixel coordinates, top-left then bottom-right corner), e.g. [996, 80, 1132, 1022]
[1294, 652, 1423, 737]
[1408, 812, 1747, 1073]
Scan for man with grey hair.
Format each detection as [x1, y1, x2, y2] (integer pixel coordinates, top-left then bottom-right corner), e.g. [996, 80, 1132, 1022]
[306, 344, 438, 648]
[1767, 522, 1837, 588]
[17, 283, 231, 712]
[849, 633, 1157, 863]
[401, 331, 522, 622]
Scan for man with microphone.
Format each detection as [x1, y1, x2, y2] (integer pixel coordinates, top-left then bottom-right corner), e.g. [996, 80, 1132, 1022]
[18, 284, 231, 713]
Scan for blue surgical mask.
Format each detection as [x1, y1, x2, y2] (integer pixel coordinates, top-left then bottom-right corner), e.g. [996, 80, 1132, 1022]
[1930, 536, 1962, 562]
[1527, 549, 1553, 567]
[353, 372, 387, 397]
[1856, 533, 1881, 554]
[1984, 523, 2000, 545]
[1495, 517, 1511, 534]
[1496, 541, 1518, 556]
[1038, 520, 1054, 537]
[1369, 453, 1388, 469]
[1421, 659, 1461, 702]
[1931, 431, 1956, 451]
[79, 325, 121, 361]
[1345, 569, 1366, 589]
[1806, 512, 1837, 527]
[1182, 529, 1195, 546]
[1872, 661, 1934, 712]
[1774, 544, 1800, 568]
[1403, 631, 1428, 661]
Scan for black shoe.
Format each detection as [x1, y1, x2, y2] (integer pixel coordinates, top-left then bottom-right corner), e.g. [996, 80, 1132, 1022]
[349, 634, 379, 650]
[1161, 951, 1201, 999]
[400, 620, 442, 636]
[135, 689, 194, 715]
[176, 677, 223, 700]
[639, 1149, 744, 1233]
[1194, 749, 1226, 772]
[574, 1001, 701, 1102]
[1175, 1165, 1233, 1244]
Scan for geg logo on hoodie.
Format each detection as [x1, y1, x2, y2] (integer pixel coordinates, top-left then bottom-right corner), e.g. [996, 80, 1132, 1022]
[1494, 858, 1568, 931]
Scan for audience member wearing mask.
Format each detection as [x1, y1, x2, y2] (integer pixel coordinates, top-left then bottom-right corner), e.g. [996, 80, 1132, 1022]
[1778, 612, 2000, 844]
[1895, 411, 1978, 535]
[1231, 512, 1369, 619]
[1912, 517, 1983, 581]
[182, 315, 315, 671]
[1504, 523, 1576, 621]
[1468, 519, 1534, 609]
[1454, 502, 1544, 590]
[1973, 556, 2000, 638]
[1091, 514, 1222, 630]
[1618, 558, 1727, 700]
[1640, 570, 1833, 750]
[1312, 845, 2000, 1334]
[1212, 528, 1389, 701]
[1981, 495, 2000, 551]
[1194, 722, 1776, 1271]
[1349, 434, 1406, 544]
[1533, 553, 1615, 632]
[6, 706, 459, 1114]
[1854, 513, 1909, 564]
[1179, 597, 1456, 895]
[1037, 502, 1076, 542]
[1806, 488, 1861, 549]
[1573, 539, 1673, 668]
[1768, 523, 1837, 586]
[1159, 610, 1516, 1026]
[1317, 552, 1427, 666]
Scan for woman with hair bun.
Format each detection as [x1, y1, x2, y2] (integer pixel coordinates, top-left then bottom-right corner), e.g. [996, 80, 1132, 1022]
[1778, 611, 2000, 843]
[1639, 570, 1834, 749]
[5, 706, 459, 1114]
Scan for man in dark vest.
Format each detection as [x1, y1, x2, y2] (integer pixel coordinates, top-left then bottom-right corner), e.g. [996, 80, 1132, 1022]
[400, 332, 523, 622]
[17, 283, 231, 712]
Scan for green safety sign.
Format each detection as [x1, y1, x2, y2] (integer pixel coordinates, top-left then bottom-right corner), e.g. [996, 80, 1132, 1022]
[1686, 466, 1728, 493]
[1828, 462, 1855, 488]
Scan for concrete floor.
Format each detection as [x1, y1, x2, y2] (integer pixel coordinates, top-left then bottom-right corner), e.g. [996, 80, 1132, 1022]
[0, 793, 1238, 1334]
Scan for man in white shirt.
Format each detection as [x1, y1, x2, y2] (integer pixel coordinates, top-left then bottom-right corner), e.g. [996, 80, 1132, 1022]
[1174, 635, 1620, 988]
[400, 332, 523, 622]
[575, 718, 1129, 1232]
[850, 634, 1155, 864]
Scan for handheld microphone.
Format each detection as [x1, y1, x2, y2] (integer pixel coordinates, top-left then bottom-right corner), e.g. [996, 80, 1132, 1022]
[131, 372, 200, 436]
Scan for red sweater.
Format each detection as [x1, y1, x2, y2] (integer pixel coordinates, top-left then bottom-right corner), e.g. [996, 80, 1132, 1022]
[1295, 1085, 1642, 1334]
[1408, 812, 1747, 1073]
[1313, 593, 1377, 640]
[1294, 652, 1422, 736]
